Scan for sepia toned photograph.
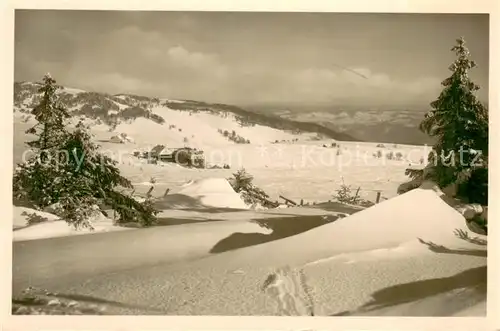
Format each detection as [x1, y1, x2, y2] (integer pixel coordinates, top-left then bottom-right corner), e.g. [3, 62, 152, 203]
[11, 9, 489, 317]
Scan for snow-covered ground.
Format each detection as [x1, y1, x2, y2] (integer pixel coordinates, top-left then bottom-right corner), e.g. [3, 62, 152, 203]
[137, 187, 485, 316]
[12, 177, 254, 241]
[12, 108, 437, 240]
[11, 105, 486, 316]
[110, 107, 430, 202]
[13, 206, 130, 242]
[12, 186, 487, 316]
[14, 107, 430, 204]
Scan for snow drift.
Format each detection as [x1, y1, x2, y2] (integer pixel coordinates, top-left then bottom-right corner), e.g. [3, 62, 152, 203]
[168, 186, 486, 316]
[13, 177, 250, 242]
[12, 185, 487, 316]
[209, 186, 483, 268]
[13, 207, 60, 230]
[158, 177, 249, 210]
[13, 206, 129, 242]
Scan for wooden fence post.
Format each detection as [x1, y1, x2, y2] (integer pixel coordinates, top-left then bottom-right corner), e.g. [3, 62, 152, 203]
[354, 187, 360, 201]
[376, 191, 381, 203]
[279, 195, 298, 206]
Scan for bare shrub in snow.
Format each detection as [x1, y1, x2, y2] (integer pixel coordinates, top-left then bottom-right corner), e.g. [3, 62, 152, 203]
[334, 178, 361, 205]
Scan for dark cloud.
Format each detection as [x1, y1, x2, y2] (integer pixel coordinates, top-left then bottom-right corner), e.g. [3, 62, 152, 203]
[14, 11, 489, 106]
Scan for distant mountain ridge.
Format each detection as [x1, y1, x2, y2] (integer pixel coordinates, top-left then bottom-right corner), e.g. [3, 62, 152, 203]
[247, 104, 437, 146]
[13, 81, 359, 142]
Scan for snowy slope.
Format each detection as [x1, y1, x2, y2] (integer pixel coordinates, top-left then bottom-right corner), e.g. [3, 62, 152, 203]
[151, 187, 486, 316]
[195, 187, 482, 269]
[14, 81, 354, 142]
[175, 178, 249, 209]
[12, 186, 486, 316]
[13, 81, 438, 241]
[13, 206, 129, 242]
[11, 81, 487, 316]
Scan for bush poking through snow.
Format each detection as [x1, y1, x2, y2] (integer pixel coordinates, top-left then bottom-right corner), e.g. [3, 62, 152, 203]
[12, 74, 159, 229]
[334, 178, 362, 205]
[218, 128, 251, 144]
[333, 178, 373, 207]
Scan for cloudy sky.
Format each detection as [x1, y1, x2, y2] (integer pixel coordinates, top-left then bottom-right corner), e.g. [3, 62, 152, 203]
[15, 11, 489, 108]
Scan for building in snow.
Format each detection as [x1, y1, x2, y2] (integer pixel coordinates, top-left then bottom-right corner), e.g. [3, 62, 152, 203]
[149, 144, 176, 162]
[149, 145, 205, 168]
[109, 132, 134, 144]
[109, 135, 126, 144]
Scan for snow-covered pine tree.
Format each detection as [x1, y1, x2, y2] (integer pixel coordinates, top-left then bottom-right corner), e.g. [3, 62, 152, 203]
[230, 168, 254, 193]
[25, 74, 71, 151]
[13, 74, 158, 228]
[228, 168, 277, 208]
[13, 74, 72, 208]
[334, 177, 361, 205]
[58, 121, 159, 227]
[403, 37, 488, 204]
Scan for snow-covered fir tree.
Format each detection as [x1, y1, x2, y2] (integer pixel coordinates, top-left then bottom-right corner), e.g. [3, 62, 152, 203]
[25, 73, 70, 152]
[13, 74, 158, 229]
[405, 37, 488, 205]
[229, 168, 278, 208]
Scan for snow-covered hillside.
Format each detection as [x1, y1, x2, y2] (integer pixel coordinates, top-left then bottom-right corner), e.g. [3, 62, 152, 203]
[12, 82, 487, 318]
[13, 81, 357, 141]
[13, 80, 431, 204]
[109, 106, 309, 148]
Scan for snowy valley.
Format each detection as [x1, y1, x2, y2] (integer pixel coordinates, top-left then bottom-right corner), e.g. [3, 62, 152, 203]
[11, 81, 487, 317]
